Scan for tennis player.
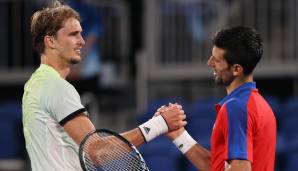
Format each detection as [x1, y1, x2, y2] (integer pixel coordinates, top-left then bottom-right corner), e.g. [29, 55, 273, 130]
[22, 1, 186, 170]
[159, 27, 276, 170]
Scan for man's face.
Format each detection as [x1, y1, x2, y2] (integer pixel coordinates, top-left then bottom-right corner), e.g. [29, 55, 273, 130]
[207, 46, 234, 86]
[54, 17, 85, 64]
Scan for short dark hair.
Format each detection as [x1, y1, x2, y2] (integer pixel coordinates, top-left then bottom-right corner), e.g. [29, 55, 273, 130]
[212, 26, 263, 75]
[31, 1, 80, 54]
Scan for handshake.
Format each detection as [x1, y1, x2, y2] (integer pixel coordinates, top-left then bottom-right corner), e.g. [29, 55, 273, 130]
[138, 103, 196, 154]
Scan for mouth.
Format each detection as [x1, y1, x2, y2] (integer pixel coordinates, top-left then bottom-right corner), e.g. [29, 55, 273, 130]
[74, 48, 82, 55]
[213, 70, 217, 77]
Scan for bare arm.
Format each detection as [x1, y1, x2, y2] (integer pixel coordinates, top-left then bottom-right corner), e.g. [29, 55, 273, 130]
[121, 128, 145, 148]
[184, 151, 251, 171]
[185, 143, 211, 171]
[63, 113, 95, 145]
[168, 129, 250, 171]
[168, 128, 211, 171]
[123, 106, 187, 147]
[226, 160, 251, 171]
[158, 104, 210, 171]
[63, 105, 185, 148]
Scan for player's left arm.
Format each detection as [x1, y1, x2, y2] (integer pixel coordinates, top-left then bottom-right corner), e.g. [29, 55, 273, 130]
[122, 105, 186, 147]
[63, 113, 96, 145]
[225, 160, 251, 171]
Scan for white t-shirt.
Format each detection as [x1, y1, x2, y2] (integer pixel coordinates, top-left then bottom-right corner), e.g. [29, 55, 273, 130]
[22, 64, 87, 171]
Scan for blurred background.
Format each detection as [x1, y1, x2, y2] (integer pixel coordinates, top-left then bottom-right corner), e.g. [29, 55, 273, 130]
[0, 0, 298, 170]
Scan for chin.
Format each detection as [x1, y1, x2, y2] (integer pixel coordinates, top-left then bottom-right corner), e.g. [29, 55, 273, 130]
[214, 80, 223, 85]
[214, 78, 226, 86]
[214, 77, 221, 84]
[70, 58, 81, 65]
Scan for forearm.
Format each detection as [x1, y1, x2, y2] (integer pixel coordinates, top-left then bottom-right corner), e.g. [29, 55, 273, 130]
[171, 130, 211, 171]
[123, 105, 186, 148]
[185, 144, 211, 171]
[122, 114, 170, 147]
[225, 160, 251, 171]
[121, 128, 145, 148]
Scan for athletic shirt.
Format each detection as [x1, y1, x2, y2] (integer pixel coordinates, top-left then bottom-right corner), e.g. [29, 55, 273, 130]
[211, 82, 276, 171]
[22, 64, 87, 171]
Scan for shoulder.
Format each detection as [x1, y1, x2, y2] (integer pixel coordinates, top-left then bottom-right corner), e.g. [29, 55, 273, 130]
[223, 98, 248, 117]
[225, 98, 246, 109]
[220, 98, 250, 130]
[46, 77, 75, 91]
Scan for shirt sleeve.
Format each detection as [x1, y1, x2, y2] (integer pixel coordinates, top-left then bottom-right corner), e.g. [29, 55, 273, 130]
[45, 79, 87, 125]
[222, 99, 253, 162]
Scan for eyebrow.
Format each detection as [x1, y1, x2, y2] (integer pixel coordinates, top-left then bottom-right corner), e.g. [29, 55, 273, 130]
[68, 30, 81, 35]
[211, 55, 223, 62]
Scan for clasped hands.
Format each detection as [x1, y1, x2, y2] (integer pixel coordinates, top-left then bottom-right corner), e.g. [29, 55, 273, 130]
[154, 103, 187, 140]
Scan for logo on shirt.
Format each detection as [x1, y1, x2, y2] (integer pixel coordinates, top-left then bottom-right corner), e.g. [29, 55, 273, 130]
[178, 144, 184, 149]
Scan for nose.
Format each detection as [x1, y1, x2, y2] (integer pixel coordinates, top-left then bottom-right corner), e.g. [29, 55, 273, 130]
[207, 56, 214, 67]
[79, 34, 85, 46]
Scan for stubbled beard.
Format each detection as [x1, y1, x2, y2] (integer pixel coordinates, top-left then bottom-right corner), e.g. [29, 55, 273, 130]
[214, 66, 234, 86]
[214, 75, 234, 86]
[70, 58, 80, 65]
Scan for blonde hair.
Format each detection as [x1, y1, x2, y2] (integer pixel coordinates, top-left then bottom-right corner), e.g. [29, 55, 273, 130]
[31, 1, 80, 54]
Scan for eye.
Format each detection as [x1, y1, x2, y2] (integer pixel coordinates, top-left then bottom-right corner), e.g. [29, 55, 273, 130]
[213, 58, 220, 63]
[69, 31, 80, 36]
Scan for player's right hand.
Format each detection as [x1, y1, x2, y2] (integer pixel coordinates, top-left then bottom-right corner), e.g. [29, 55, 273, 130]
[157, 103, 187, 132]
[155, 103, 187, 140]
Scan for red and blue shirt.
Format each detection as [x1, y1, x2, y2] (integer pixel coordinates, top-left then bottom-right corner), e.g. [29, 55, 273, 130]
[211, 82, 276, 171]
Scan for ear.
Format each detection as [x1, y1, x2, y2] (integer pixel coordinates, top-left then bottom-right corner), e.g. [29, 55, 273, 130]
[232, 64, 243, 76]
[44, 35, 56, 49]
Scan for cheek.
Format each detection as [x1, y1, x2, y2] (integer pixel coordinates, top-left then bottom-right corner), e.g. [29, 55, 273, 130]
[58, 40, 71, 50]
[217, 66, 230, 77]
[218, 62, 229, 70]
[216, 65, 226, 73]
[62, 38, 73, 47]
[222, 70, 234, 81]
[64, 43, 74, 53]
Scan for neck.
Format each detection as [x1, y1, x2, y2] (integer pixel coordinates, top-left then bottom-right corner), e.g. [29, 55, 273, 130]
[226, 75, 253, 95]
[40, 53, 70, 79]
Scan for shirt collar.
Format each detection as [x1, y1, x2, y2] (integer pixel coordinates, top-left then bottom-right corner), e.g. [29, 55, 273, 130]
[38, 64, 61, 78]
[218, 82, 256, 106]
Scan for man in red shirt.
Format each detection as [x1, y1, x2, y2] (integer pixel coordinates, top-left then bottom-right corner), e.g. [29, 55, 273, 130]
[160, 26, 276, 170]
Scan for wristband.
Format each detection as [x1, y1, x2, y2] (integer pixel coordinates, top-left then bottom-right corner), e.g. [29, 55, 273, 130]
[173, 131, 196, 154]
[138, 115, 168, 142]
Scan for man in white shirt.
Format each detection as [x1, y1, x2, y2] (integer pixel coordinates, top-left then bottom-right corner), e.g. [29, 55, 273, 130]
[22, 1, 186, 170]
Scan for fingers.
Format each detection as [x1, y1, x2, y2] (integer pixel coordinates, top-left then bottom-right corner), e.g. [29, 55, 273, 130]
[157, 105, 167, 113]
[173, 118, 187, 128]
[180, 120, 187, 127]
[154, 105, 167, 117]
[155, 103, 182, 115]
[181, 113, 186, 120]
[154, 104, 178, 116]
[153, 102, 187, 132]
[162, 110, 187, 131]
[169, 102, 182, 109]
